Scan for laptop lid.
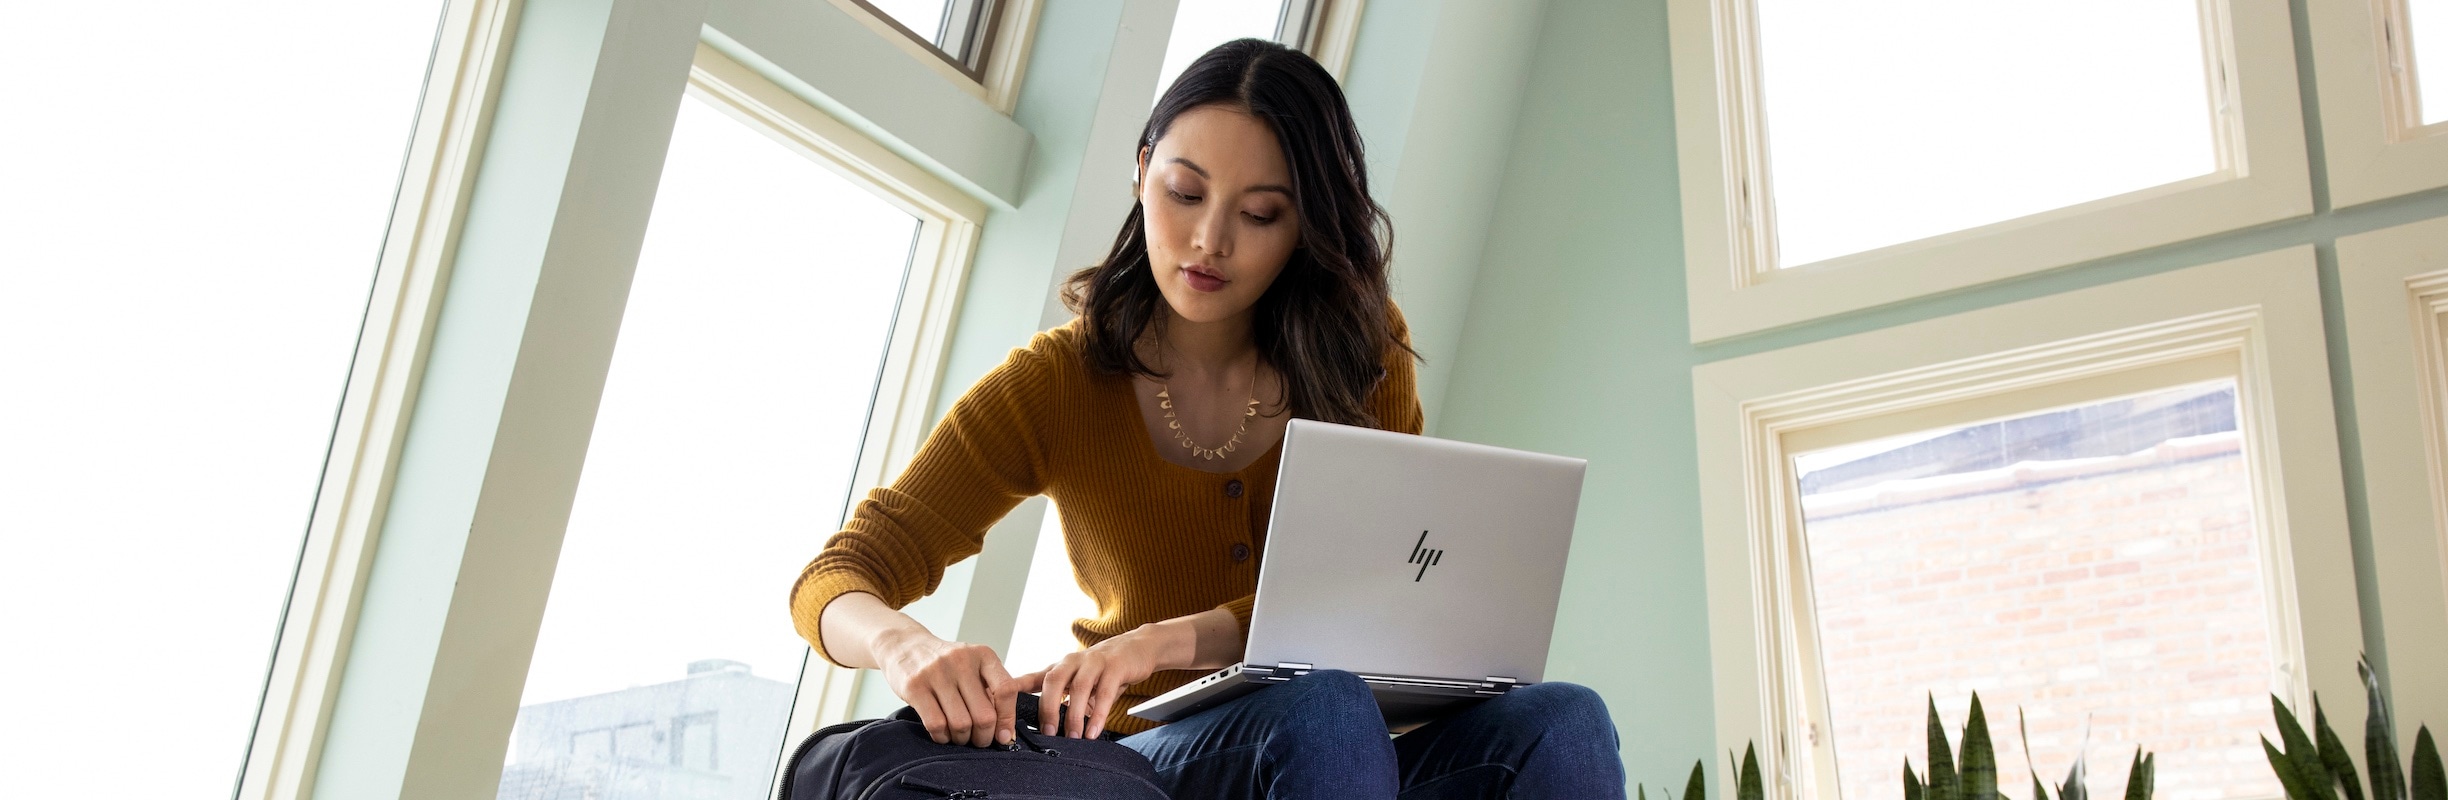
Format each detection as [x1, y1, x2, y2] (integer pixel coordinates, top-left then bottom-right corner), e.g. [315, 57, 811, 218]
[1243, 419, 1587, 683]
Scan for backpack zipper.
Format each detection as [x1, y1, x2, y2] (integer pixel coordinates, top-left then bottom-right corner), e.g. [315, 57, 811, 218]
[897, 775, 990, 798]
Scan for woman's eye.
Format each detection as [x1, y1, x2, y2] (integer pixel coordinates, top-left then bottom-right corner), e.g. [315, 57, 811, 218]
[1244, 211, 1277, 225]
[1168, 190, 1201, 204]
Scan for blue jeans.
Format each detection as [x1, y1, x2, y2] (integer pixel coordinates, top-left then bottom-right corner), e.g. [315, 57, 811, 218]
[1117, 670, 1627, 799]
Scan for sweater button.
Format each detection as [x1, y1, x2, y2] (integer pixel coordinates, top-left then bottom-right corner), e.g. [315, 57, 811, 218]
[1224, 479, 1244, 499]
[1230, 543, 1251, 562]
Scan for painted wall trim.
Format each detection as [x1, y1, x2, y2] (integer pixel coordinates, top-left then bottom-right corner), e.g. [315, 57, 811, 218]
[307, 0, 711, 795]
[704, 0, 1033, 208]
[1693, 247, 2367, 800]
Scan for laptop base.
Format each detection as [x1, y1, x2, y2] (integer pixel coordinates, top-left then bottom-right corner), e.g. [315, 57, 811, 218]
[1127, 663, 1520, 728]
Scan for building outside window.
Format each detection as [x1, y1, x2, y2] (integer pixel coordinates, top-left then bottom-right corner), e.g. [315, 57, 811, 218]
[493, 90, 926, 798]
[498, 660, 794, 800]
[1793, 382, 2281, 800]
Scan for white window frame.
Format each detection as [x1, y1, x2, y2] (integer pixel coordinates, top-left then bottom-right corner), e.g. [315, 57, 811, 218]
[235, 1, 523, 795]
[2306, 0, 2448, 207]
[1280, 0, 1369, 79]
[828, 0, 1044, 113]
[233, 23, 985, 797]
[682, 41, 990, 789]
[2336, 215, 2448, 747]
[1691, 247, 2366, 800]
[1667, 0, 2312, 343]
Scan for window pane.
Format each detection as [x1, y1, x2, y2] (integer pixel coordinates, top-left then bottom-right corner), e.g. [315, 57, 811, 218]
[1005, 505, 1101, 675]
[0, 2, 441, 795]
[862, 0, 995, 66]
[2416, 0, 2448, 126]
[1795, 382, 2281, 800]
[496, 95, 920, 800]
[1153, 0, 1293, 104]
[1755, 0, 2220, 267]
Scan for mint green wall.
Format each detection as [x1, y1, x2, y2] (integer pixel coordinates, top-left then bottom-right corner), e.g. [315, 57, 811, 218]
[1428, 0, 1716, 786]
[1435, 0, 2448, 788]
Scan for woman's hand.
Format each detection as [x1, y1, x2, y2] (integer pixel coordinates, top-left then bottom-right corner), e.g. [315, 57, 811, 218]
[874, 626, 1020, 748]
[1016, 620, 1189, 739]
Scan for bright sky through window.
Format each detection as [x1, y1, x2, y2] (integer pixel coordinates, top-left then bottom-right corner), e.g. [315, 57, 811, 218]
[0, 2, 441, 795]
[1006, 505, 1102, 675]
[2417, 0, 2448, 125]
[507, 93, 918, 728]
[1153, 0, 1289, 105]
[1755, 0, 2220, 268]
[867, 0, 951, 48]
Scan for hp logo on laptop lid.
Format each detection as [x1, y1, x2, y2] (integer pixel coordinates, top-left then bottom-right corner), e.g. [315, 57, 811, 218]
[1407, 530, 1443, 581]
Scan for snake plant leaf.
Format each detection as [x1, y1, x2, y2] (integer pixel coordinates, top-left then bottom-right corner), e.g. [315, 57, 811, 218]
[1641, 785, 1650, 800]
[2063, 736, 2091, 800]
[2365, 659, 2407, 800]
[2123, 751, 2156, 800]
[1962, 695, 2002, 800]
[1931, 697, 1963, 800]
[2275, 736, 2321, 800]
[1741, 743, 1767, 800]
[2021, 710, 2054, 800]
[2316, 697, 2368, 800]
[2280, 695, 2344, 800]
[1909, 763, 1927, 800]
[1688, 760, 1708, 800]
[2412, 728, 2444, 800]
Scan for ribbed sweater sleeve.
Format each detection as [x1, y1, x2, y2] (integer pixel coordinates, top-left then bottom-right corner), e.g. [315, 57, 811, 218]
[790, 346, 1051, 667]
[1211, 307, 1424, 635]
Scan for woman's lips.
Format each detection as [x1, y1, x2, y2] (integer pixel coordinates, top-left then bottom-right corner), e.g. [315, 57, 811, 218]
[1182, 265, 1228, 293]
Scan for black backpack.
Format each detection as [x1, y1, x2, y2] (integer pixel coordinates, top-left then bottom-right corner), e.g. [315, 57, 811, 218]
[780, 693, 1169, 799]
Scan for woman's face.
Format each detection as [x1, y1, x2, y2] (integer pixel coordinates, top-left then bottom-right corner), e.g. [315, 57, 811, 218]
[1137, 104, 1301, 325]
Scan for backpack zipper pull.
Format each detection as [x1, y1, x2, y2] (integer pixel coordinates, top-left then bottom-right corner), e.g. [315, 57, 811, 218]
[897, 776, 990, 797]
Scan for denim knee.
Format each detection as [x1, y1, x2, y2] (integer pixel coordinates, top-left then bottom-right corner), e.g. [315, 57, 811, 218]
[1500, 681, 1619, 748]
[1274, 669, 1385, 746]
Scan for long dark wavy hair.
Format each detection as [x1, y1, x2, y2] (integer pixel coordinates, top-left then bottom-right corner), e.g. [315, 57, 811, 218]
[1060, 38, 1410, 428]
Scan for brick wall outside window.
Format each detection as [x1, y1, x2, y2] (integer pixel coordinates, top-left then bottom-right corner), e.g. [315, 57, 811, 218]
[1800, 429, 2282, 800]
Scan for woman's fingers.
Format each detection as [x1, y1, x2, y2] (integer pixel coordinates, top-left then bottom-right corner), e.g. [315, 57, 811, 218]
[931, 682, 974, 747]
[904, 681, 950, 744]
[1035, 662, 1073, 736]
[982, 659, 1018, 746]
[950, 661, 997, 747]
[1084, 674, 1128, 739]
[1062, 663, 1100, 738]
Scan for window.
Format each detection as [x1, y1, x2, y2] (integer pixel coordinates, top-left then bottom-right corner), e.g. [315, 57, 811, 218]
[1154, 0, 1297, 103]
[1754, 0, 2217, 268]
[2334, 216, 2448, 747]
[1668, 0, 2310, 341]
[2303, 0, 2448, 206]
[1005, 504, 1102, 675]
[494, 91, 923, 800]
[1692, 248, 2368, 800]
[853, 0, 1002, 75]
[1795, 383, 2278, 800]
[2419, 0, 2446, 126]
[1152, 0, 1366, 103]
[0, 2, 444, 796]
[827, 0, 1042, 113]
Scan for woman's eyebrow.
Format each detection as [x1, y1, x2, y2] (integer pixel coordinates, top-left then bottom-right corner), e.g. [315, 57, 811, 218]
[1168, 157, 1294, 197]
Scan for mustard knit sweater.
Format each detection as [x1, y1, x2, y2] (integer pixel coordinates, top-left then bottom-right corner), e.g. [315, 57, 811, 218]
[790, 313, 1421, 735]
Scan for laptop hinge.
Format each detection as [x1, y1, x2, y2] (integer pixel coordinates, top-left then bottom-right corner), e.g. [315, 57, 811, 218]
[1257, 662, 1315, 681]
[1476, 676, 1520, 696]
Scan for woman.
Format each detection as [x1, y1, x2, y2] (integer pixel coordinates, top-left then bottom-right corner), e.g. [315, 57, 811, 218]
[790, 39, 1626, 798]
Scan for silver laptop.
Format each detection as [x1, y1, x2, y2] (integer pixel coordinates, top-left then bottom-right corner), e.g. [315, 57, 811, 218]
[1125, 418, 1587, 728]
